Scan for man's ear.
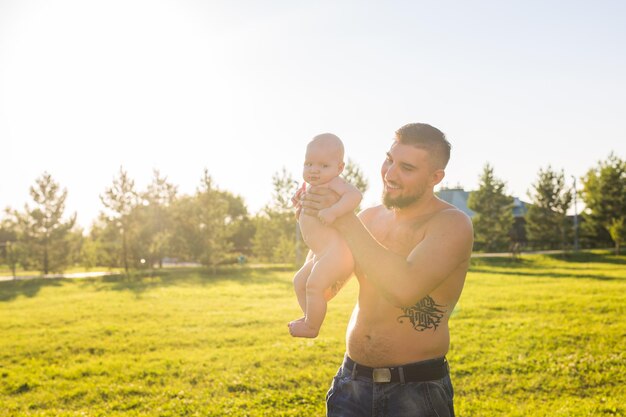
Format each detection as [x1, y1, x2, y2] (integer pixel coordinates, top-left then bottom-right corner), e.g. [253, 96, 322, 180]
[431, 169, 445, 186]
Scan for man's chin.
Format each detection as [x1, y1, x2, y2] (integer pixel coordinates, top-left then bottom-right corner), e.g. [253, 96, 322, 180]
[382, 193, 418, 209]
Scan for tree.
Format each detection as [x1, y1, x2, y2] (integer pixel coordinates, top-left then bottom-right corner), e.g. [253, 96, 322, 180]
[18, 172, 77, 274]
[169, 170, 231, 270]
[525, 166, 573, 250]
[341, 158, 369, 212]
[84, 219, 119, 269]
[467, 164, 514, 252]
[0, 210, 23, 278]
[196, 170, 232, 268]
[581, 152, 626, 254]
[219, 191, 255, 256]
[252, 168, 299, 263]
[270, 166, 299, 214]
[65, 227, 84, 268]
[137, 170, 178, 268]
[608, 218, 624, 255]
[100, 167, 138, 274]
[79, 235, 100, 271]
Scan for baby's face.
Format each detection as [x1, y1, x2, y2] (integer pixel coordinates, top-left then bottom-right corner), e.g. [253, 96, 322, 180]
[303, 141, 344, 185]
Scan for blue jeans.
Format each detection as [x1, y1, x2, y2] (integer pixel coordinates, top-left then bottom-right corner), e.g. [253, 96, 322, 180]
[326, 356, 455, 417]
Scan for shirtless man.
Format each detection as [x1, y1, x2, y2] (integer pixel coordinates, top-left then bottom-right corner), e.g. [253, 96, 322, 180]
[301, 123, 473, 416]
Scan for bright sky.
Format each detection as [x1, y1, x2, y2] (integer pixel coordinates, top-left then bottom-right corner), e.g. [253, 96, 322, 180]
[1, 0, 625, 228]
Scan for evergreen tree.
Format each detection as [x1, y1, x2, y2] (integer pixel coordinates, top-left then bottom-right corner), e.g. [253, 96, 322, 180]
[79, 235, 100, 271]
[219, 191, 254, 256]
[169, 170, 231, 271]
[467, 164, 514, 252]
[252, 167, 299, 263]
[18, 172, 77, 274]
[581, 152, 626, 254]
[99, 167, 138, 274]
[525, 166, 572, 250]
[88, 215, 123, 269]
[137, 170, 178, 268]
[341, 158, 369, 212]
[271, 166, 299, 214]
[608, 218, 624, 255]
[196, 170, 232, 269]
[0, 210, 23, 278]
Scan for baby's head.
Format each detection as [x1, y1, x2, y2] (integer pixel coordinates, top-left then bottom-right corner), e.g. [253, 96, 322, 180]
[303, 133, 345, 185]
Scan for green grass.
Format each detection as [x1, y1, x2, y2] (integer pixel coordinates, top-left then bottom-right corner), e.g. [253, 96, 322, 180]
[1, 252, 624, 416]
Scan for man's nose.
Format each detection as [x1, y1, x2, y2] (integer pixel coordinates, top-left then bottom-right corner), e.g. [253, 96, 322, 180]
[384, 163, 397, 181]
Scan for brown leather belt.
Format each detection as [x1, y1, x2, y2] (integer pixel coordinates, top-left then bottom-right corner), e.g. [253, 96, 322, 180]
[343, 355, 449, 383]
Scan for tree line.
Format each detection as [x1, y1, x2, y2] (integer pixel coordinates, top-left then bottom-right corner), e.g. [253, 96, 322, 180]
[1, 152, 624, 276]
[0, 161, 368, 277]
[469, 152, 625, 254]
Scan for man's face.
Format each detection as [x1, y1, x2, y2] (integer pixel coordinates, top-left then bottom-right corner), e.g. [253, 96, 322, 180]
[303, 142, 344, 186]
[381, 142, 441, 209]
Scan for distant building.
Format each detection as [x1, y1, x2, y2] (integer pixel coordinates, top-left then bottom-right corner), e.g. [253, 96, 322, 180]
[436, 187, 528, 219]
[511, 197, 529, 218]
[436, 188, 475, 217]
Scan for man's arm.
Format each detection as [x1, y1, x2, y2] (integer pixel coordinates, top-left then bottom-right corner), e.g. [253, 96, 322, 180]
[334, 210, 473, 308]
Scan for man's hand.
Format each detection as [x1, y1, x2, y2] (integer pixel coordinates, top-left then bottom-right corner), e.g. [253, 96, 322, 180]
[301, 186, 340, 217]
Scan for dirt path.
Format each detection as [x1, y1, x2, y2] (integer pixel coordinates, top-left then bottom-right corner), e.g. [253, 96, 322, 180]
[0, 271, 117, 282]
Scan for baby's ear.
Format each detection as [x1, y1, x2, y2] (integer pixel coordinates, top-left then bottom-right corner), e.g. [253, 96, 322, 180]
[338, 162, 345, 173]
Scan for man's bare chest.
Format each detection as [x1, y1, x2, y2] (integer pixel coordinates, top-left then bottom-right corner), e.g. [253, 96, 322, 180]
[368, 219, 428, 256]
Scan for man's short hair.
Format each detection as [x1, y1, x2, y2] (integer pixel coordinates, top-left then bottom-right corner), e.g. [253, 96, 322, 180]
[395, 123, 451, 170]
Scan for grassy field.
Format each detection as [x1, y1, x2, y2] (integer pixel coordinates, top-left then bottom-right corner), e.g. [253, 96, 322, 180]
[1, 252, 625, 416]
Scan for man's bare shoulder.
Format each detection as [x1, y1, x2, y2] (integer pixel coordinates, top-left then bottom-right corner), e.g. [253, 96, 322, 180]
[357, 204, 387, 222]
[427, 206, 474, 243]
[434, 202, 471, 220]
[432, 204, 472, 226]
[405, 205, 474, 270]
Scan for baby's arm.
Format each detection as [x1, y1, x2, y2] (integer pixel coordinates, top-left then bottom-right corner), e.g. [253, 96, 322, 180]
[317, 177, 362, 224]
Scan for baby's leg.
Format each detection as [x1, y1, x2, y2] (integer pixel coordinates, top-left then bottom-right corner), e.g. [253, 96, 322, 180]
[293, 258, 314, 314]
[289, 244, 353, 338]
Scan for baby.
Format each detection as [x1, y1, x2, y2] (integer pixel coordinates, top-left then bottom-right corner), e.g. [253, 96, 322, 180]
[288, 133, 362, 338]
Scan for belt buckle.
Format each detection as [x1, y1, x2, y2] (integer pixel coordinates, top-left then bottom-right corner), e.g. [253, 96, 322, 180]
[372, 368, 392, 383]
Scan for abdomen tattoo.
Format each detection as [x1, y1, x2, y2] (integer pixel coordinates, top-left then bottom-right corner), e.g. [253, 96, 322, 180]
[397, 295, 446, 331]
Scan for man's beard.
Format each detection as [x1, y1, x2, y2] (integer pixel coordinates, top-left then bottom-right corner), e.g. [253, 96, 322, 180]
[382, 187, 425, 209]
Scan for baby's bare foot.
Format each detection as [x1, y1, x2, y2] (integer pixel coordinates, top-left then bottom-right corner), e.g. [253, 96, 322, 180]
[288, 318, 319, 338]
[290, 317, 305, 324]
[287, 317, 305, 332]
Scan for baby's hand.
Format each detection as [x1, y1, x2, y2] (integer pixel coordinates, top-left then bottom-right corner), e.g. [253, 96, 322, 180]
[318, 208, 336, 225]
[291, 183, 306, 207]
